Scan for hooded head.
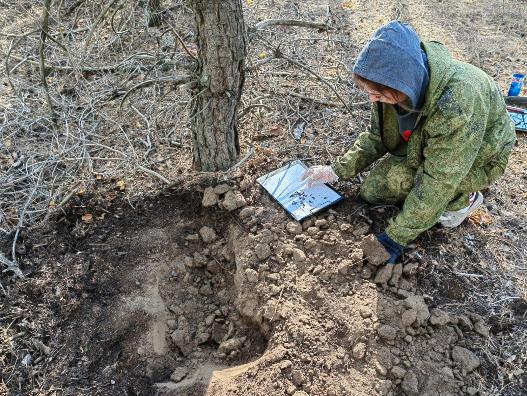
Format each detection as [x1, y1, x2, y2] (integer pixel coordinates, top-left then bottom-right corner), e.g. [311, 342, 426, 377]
[353, 21, 429, 109]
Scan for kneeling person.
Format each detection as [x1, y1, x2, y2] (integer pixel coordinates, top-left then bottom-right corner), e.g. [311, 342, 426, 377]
[303, 21, 516, 263]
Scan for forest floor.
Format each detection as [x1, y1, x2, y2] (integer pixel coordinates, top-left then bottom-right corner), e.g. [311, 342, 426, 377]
[1, 0, 526, 395]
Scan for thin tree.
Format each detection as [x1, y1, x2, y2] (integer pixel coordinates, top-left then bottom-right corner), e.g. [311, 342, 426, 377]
[188, 0, 247, 171]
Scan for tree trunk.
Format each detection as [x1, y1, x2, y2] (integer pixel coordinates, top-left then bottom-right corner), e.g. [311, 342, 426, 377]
[189, 0, 247, 171]
[146, 0, 162, 27]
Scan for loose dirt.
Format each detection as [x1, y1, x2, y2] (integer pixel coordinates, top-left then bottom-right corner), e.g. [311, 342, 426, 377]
[2, 174, 524, 395]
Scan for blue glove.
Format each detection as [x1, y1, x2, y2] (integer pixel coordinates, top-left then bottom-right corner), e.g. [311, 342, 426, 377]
[376, 232, 405, 264]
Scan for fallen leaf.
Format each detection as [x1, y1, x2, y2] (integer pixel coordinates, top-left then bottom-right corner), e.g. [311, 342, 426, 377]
[116, 180, 125, 191]
[469, 209, 493, 226]
[268, 125, 282, 136]
[342, 1, 356, 10]
[82, 213, 93, 224]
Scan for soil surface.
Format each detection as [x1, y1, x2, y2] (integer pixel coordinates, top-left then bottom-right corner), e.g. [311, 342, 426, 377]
[1, 1, 526, 396]
[1, 169, 526, 395]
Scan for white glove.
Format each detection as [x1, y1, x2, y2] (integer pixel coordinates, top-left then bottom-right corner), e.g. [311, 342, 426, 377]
[301, 165, 339, 188]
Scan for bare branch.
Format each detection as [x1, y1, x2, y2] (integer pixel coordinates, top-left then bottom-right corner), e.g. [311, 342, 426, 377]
[81, 0, 122, 59]
[270, 45, 352, 113]
[136, 164, 170, 184]
[64, 0, 87, 16]
[39, 0, 57, 122]
[168, 26, 199, 62]
[287, 91, 345, 107]
[119, 75, 194, 112]
[5, 32, 35, 104]
[252, 19, 331, 32]
[225, 147, 256, 173]
[8, 52, 194, 73]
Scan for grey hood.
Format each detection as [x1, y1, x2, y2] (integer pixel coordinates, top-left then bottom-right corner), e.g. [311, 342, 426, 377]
[353, 21, 429, 109]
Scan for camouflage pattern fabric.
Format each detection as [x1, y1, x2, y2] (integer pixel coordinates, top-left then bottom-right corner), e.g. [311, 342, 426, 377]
[332, 41, 516, 246]
[359, 153, 511, 211]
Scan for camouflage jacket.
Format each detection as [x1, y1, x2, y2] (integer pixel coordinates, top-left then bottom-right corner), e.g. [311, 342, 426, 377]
[332, 41, 516, 246]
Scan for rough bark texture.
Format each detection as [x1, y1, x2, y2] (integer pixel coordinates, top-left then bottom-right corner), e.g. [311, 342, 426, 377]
[190, 0, 247, 171]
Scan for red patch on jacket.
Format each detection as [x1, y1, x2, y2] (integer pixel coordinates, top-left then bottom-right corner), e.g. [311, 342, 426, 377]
[402, 129, 413, 142]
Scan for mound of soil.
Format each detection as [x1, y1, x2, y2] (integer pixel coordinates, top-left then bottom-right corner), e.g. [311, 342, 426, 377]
[1, 180, 505, 396]
[203, 188, 488, 396]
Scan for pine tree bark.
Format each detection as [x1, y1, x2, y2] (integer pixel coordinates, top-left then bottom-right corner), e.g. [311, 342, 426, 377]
[189, 0, 247, 171]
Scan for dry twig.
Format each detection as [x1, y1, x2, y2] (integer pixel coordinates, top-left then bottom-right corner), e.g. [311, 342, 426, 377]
[252, 19, 331, 33]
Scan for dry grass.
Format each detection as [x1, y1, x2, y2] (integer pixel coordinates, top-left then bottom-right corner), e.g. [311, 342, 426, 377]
[0, 0, 196, 233]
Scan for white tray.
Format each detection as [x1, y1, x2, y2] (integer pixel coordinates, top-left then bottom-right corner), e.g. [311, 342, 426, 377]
[257, 160, 344, 221]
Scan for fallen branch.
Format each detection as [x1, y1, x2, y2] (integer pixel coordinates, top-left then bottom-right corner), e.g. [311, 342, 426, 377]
[226, 147, 256, 172]
[8, 165, 44, 279]
[0, 27, 89, 38]
[251, 34, 352, 112]
[287, 91, 345, 107]
[8, 53, 193, 74]
[0, 253, 22, 276]
[73, 139, 171, 185]
[0, 29, 38, 38]
[290, 91, 368, 107]
[110, 1, 132, 35]
[239, 103, 274, 119]
[57, 181, 82, 207]
[252, 19, 331, 32]
[42, 31, 68, 52]
[247, 56, 275, 71]
[5, 34, 33, 104]
[136, 164, 170, 184]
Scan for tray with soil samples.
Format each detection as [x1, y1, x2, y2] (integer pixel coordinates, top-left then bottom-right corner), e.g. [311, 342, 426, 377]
[257, 160, 344, 221]
[507, 106, 527, 132]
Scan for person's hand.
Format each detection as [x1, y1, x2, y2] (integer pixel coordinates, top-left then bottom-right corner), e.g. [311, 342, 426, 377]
[376, 232, 404, 264]
[301, 165, 339, 188]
